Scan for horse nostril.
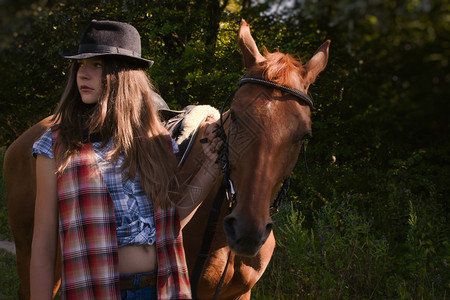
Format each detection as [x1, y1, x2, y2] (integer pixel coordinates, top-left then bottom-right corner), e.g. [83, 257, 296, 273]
[264, 222, 273, 241]
[223, 216, 237, 241]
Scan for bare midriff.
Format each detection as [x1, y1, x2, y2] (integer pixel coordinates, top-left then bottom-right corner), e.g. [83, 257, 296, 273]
[118, 244, 157, 274]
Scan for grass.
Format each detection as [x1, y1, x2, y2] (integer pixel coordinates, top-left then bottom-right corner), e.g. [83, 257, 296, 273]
[251, 195, 450, 299]
[0, 249, 19, 300]
[0, 148, 13, 242]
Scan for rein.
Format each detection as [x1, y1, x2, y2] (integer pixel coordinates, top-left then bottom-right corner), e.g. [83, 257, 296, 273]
[191, 76, 314, 299]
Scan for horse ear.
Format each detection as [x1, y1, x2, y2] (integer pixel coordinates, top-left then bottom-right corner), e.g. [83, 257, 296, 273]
[238, 19, 265, 69]
[303, 40, 330, 88]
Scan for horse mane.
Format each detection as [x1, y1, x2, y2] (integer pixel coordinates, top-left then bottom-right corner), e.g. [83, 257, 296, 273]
[254, 48, 306, 90]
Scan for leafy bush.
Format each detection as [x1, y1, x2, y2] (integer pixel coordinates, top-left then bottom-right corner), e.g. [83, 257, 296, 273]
[0, 249, 19, 300]
[253, 198, 391, 299]
[253, 174, 449, 299]
[0, 147, 13, 242]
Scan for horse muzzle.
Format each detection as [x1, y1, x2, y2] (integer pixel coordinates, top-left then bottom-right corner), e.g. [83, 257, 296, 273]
[223, 212, 273, 257]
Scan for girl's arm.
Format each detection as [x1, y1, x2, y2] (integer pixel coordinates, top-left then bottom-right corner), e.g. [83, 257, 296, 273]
[30, 155, 59, 299]
[177, 122, 222, 229]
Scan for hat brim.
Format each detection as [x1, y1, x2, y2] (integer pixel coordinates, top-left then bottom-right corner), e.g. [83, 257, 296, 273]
[61, 52, 154, 69]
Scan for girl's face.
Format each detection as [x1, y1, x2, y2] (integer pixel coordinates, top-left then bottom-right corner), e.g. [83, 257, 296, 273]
[76, 58, 104, 104]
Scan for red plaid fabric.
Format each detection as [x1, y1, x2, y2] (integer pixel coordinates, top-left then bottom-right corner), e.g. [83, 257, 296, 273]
[52, 127, 192, 300]
[155, 207, 192, 299]
[54, 129, 121, 300]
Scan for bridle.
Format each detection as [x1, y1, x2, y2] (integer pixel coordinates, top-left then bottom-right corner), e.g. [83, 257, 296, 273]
[217, 76, 314, 215]
[191, 75, 314, 299]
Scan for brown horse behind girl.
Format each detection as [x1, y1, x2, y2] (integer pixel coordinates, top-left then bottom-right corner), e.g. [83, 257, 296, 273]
[4, 20, 329, 299]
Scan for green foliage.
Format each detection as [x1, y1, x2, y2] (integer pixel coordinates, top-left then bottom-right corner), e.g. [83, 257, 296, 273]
[253, 200, 391, 299]
[0, 148, 13, 242]
[253, 193, 448, 299]
[0, 249, 19, 300]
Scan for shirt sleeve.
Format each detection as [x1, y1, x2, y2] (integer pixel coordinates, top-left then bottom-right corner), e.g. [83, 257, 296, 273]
[32, 129, 54, 159]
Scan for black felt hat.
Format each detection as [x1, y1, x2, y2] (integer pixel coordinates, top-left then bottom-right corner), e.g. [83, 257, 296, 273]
[62, 20, 153, 69]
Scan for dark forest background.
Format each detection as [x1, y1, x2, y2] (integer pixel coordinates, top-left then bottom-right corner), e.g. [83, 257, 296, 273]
[1, 0, 449, 298]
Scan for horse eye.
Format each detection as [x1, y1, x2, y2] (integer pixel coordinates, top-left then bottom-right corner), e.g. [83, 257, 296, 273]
[296, 131, 311, 145]
[303, 132, 312, 142]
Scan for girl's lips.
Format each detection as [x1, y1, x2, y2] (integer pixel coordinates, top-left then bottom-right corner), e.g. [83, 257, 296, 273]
[80, 86, 93, 92]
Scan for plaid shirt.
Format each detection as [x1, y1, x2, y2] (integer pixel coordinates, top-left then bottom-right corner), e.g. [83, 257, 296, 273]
[33, 129, 179, 248]
[47, 127, 191, 299]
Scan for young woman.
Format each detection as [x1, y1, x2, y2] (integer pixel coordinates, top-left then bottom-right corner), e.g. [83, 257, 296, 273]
[30, 20, 220, 300]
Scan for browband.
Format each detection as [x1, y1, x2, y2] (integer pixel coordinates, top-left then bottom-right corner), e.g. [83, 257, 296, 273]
[238, 76, 314, 109]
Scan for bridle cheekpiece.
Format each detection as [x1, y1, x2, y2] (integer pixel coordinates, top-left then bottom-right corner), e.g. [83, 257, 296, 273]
[216, 76, 314, 215]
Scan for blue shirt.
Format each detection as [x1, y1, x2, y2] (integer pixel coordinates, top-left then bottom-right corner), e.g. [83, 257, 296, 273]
[32, 129, 178, 248]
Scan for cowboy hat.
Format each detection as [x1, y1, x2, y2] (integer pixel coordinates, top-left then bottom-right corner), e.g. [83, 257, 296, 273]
[62, 20, 153, 69]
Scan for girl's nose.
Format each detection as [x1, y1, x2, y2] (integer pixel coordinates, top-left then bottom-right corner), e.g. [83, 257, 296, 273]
[77, 66, 90, 79]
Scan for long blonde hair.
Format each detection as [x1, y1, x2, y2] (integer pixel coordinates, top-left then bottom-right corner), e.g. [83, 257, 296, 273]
[52, 57, 177, 207]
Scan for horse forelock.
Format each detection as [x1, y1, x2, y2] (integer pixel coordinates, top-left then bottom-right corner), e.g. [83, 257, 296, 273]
[235, 50, 311, 141]
[256, 50, 306, 92]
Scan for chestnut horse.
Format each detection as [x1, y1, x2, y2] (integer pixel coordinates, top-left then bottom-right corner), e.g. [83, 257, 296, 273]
[4, 20, 329, 299]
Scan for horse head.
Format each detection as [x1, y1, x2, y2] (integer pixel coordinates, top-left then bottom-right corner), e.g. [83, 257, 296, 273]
[222, 20, 330, 257]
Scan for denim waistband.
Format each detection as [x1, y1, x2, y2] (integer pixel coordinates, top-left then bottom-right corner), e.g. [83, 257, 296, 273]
[119, 271, 157, 290]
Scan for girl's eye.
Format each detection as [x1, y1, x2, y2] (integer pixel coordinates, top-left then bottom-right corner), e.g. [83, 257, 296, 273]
[94, 63, 103, 68]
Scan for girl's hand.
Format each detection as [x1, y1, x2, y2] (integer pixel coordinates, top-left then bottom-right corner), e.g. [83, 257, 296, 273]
[200, 121, 223, 167]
